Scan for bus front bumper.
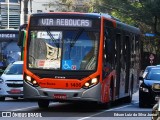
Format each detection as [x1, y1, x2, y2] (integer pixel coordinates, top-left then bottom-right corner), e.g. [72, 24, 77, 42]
[23, 81, 101, 102]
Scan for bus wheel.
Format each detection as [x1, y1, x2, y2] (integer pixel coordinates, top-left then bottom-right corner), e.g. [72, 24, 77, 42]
[12, 97, 18, 100]
[105, 87, 113, 109]
[38, 100, 50, 108]
[125, 89, 132, 103]
[139, 101, 145, 108]
[0, 97, 5, 101]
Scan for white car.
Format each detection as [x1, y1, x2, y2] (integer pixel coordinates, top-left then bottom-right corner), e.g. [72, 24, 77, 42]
[0, 61, 23, 101]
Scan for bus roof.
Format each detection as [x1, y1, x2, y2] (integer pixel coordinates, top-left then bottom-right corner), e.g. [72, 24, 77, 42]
[31, 12, 115, 19]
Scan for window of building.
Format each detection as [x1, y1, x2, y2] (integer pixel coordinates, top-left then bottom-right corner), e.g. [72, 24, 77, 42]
[37, 10, 42, 13]
[0, 0, 5, 2]
[9, 0, 19, 3]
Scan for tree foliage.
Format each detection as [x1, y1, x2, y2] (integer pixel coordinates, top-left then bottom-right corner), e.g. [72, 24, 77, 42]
[56, 0, 102, 12]
[46, 0, 160, 35]
[100, 0, 160, 35]
[99, 0, 160, 65]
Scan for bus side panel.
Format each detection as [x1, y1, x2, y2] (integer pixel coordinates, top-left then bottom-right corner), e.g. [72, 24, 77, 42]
[100, 18, 117, 103]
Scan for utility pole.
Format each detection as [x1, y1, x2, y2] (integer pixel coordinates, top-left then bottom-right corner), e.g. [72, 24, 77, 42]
[24, 0, 29, 24]
[20, 0, 29, 25]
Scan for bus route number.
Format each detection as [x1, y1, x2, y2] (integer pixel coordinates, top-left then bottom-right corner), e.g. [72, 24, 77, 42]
[66, 83, 81, 88]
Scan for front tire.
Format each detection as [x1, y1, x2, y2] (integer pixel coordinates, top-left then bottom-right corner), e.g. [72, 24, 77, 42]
[125, 89, 132, 103]
[0, 97, 5, 101]
[38, 100, 50, 109]
[12, 97, 18, 100]
[106, 87, 113, 109]
[139, 101, 145, 108]
[139, 91, 147, 108]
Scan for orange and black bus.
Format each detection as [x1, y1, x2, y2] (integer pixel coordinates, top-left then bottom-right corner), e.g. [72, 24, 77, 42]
[18, 12, 142, 108]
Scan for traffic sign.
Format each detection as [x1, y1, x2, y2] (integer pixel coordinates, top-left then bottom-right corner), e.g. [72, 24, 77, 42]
[145, 33, 156, 37]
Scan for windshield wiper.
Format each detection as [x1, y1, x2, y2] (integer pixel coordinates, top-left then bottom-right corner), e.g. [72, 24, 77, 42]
[45, 27, 56, 42]
[70, 28, 84, 47]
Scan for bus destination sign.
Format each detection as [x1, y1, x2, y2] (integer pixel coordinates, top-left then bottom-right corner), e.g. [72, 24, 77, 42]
[0, 34, 17, 39]
[38, 18, 92, 27]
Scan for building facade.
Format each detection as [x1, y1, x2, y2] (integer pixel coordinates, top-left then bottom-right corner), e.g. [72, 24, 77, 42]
[0, 0, 88, 28]
[0, 0, 20, 29]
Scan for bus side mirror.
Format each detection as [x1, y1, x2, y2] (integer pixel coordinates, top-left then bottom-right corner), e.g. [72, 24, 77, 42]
[17, 24, 27, 46]
[17, 31, 25, 46]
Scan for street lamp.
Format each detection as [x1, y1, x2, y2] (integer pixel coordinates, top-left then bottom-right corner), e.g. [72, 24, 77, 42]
[24, 0, 29, 24]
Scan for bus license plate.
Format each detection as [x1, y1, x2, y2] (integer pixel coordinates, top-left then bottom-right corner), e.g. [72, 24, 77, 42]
[53, 94, 67, 100]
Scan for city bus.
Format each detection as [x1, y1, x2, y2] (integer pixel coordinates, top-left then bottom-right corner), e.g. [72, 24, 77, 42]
[0, 29, 21, 73]
[18, 12, 142, 108]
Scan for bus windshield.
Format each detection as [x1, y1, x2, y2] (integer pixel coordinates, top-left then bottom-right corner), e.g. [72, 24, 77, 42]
[28, 28, 99, 71]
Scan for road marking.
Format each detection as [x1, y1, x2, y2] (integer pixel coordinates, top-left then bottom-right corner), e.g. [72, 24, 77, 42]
[77, 102, 139, 120]
[10, 106, 38, 111]
[10, 103, 58, 111]
[8, 100, 139, 119]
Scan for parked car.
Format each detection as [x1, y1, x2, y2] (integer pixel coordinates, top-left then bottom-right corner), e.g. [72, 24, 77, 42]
[0, 61, 23, 101]
[142, 66, 156, 78]
[139, 67, 160, 107]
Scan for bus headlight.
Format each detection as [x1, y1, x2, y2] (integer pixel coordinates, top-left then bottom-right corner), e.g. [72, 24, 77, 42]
[25, 75, 39, 87]
[91, 78, 98, 84]
[83, 77, 99, 89]
[26, 76, 31, 82]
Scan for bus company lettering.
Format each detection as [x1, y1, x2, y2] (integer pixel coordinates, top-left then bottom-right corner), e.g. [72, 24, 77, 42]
[0, 34, 16, 38]
[39, 82, 55, 86]
[40, 18, 92, 27]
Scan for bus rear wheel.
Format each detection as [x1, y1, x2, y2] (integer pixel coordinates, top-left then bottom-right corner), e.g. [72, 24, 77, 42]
[38, 100, 50, 108]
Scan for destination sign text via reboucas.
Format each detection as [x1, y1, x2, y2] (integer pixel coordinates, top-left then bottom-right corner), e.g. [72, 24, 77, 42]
[38, 18, 92, 27]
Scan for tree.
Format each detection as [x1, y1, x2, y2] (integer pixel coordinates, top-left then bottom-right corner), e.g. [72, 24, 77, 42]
[56, 0, 76, 12]
[46, 0, 102, 12]
[99, 0, 160, 65]
[100, 0, 160, 35]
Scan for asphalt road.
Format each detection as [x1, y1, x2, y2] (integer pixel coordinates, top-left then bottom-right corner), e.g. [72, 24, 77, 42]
[0, 91, 153, 120]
